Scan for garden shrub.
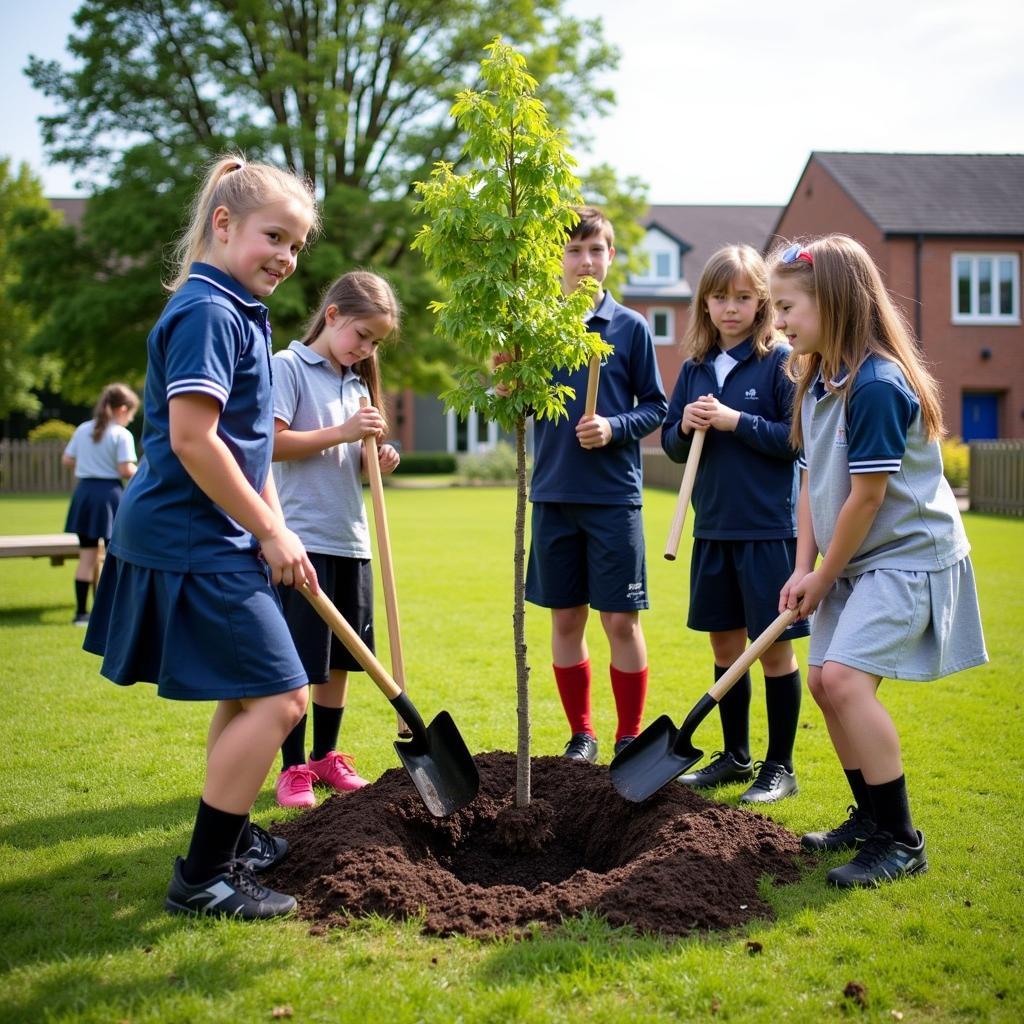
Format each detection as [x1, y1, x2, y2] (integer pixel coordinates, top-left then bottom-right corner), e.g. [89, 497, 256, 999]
[458, 442, 523, 483]
[27, 419, 76, 443]
[941, 436, 969, 489]
[396, 451, 457, 475]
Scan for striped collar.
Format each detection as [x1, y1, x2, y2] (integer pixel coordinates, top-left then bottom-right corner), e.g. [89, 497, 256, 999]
[187, 262, 267, 313]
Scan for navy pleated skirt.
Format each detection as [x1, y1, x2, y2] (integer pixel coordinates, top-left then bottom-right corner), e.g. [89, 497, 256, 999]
[65, 478, 123, 542]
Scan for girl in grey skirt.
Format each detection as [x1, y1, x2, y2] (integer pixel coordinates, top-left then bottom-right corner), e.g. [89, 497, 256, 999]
[770, 235, 987, 889]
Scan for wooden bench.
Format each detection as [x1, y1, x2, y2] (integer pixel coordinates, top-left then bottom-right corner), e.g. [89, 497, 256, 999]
[0, 534, 105, 583]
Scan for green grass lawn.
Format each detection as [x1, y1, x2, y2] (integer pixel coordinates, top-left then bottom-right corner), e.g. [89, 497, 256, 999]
[1, 489, 1021, 1022]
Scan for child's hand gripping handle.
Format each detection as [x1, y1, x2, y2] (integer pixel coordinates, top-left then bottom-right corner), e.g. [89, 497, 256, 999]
[584, 354, 601, 417]
[664, 429, 706, 561]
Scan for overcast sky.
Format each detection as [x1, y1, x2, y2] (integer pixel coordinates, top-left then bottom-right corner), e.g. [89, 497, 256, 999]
[3, 0, 1023, 203]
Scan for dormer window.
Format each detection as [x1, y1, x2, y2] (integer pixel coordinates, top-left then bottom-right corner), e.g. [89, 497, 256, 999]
[632, 226, 682, 285]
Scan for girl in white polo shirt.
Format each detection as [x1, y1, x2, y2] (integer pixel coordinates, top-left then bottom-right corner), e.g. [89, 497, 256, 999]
[63, 382, 140, 624]
[272, 271, 401, 808]
[772, 234, 986, 889]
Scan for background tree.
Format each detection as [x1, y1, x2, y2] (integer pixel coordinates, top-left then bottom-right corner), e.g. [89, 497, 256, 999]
[0, 160, 64, 419]
[580, 162, 650, 296]
[413, 39, 610, 807]
[21, 0, 619, 402]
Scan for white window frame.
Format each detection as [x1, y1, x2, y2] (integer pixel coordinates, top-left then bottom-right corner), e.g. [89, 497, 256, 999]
[630, 228, 680, 286]
[951, 252, 1020, 325]
[445, 408, 498, 453]
[649, 307, 675, 346]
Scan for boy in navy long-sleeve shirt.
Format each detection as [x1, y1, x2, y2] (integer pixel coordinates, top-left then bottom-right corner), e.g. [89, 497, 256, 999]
[525, 207, 667, 763]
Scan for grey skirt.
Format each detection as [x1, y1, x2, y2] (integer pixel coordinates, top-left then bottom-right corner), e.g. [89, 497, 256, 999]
[807, 556, 987, 681]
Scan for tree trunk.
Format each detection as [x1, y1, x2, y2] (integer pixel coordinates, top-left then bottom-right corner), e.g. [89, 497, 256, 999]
[513, 414, 531, 807]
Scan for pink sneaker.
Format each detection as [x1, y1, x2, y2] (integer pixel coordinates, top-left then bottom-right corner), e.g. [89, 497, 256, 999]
[275, 764, 316, 808]
[308, 751, 368, 792]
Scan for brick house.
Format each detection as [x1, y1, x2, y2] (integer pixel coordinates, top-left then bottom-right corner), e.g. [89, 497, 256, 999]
[772, 152, 1024, 440]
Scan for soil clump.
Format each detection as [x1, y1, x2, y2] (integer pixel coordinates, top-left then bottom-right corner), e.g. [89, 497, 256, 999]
[269, 751, 808, 939]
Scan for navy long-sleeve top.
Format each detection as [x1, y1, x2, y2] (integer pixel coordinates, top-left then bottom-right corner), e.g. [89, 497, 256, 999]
[661, 337, 799, 539]
[530, 291, 667, 506]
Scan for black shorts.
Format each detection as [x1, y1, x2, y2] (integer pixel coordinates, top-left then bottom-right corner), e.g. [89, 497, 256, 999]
[688, 538, 810, 641]
[526, 502, 648, 612]
[278, 553, 374, 682]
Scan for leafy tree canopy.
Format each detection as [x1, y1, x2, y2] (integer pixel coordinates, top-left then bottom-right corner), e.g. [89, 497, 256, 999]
[0, 159, 63, 418]
[22, 0, 621, 402]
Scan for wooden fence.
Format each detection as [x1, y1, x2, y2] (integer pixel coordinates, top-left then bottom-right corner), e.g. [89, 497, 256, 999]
[969, 440, 1024, 516]
[0, 440, 75, 494]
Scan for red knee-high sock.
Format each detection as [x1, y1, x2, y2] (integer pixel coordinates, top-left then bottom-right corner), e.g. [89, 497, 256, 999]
[610, 664, 648, 742]
[553, 660, 593, 736]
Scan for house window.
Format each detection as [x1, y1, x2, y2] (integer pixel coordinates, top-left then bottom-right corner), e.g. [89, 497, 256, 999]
[446, 409, 497, 453]
[650, 307, 674, 345]
[952, 253, 1020, 324]
[654, 252, 672, 279]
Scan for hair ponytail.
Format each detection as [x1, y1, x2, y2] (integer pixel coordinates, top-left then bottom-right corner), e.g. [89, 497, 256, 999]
[91, 383, 140, 443]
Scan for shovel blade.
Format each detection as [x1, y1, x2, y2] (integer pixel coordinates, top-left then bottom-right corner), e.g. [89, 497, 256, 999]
[609, 714, 703, 802]
[394, 710, 479, 817]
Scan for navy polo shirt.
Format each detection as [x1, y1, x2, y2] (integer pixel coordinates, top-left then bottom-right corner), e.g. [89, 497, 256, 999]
[110, 263, 276, 572]
[529, 291, 667, 506]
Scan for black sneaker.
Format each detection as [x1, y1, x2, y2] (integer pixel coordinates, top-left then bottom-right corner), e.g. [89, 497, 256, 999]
[739, 760, 798, 803]
[613, 736, 636, 757]
[165, 857, 297, 918]
[801, 805, 876, 852]
[236, 822, 289, 872]
[562, 732, 598, 763]
[827, 830, 928, 888]
[678, 751, 754, 788]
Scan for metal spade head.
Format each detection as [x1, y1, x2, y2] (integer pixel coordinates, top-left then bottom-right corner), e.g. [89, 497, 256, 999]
[608, 714, 704, 803]
[393, 707, 479, 817]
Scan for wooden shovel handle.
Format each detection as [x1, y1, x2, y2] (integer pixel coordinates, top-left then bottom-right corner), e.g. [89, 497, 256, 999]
[664, 429, 706, 560]
[300, 582, 402, 700]
[584, 354, 601, 416]
[360, 397, 406, 692]
[709, 608, 800, 701]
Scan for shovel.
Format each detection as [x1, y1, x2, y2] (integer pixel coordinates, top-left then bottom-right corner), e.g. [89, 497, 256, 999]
[359, 397, 410, 738]
[299, 583, 479, 817]
[609, 608, 800, 802]
[664, 428, 706, 561]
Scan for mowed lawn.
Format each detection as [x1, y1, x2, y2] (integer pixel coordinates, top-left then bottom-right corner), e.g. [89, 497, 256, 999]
[0, 488, 1021, 1023]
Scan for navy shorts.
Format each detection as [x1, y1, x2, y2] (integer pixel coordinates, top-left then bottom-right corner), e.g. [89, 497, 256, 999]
[688, 538, 810, 641]
[526, 502, 648, 612]
[277, 552, 374, 682]
[83, 554, 308, 701]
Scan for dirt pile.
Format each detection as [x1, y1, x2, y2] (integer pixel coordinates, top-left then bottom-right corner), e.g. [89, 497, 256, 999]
[269, 752, 807, 938]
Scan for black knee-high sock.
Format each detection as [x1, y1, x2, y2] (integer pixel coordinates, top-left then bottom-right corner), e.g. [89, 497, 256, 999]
[182, 799, 247, 883]
[75, 579, 90, 615]
[280, 714, 307, 770]
[311, 704, 344, 761]
[716, 664, 751, 764]
[764, 669, 801, 772]
[867, 775, 917, 846]
[844, 768, 874, 819]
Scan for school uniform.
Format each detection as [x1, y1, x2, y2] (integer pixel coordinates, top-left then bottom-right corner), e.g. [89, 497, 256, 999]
[526, 290, 667, 612]
[799, 355, 987, 679]
[64, 420, 137, 544]
[271, 341, 375, 681]
[662, 338, 809, 640]
[84, 262, 307, 701]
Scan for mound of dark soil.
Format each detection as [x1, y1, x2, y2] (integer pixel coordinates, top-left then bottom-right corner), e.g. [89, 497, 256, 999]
[269, 752, 808, 939]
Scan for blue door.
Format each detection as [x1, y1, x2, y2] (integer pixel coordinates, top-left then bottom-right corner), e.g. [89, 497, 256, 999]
[961, 393, 999, 441]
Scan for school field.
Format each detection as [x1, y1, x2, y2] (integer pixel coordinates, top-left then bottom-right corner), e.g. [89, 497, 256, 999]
[0, 489, 1021, 1023]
